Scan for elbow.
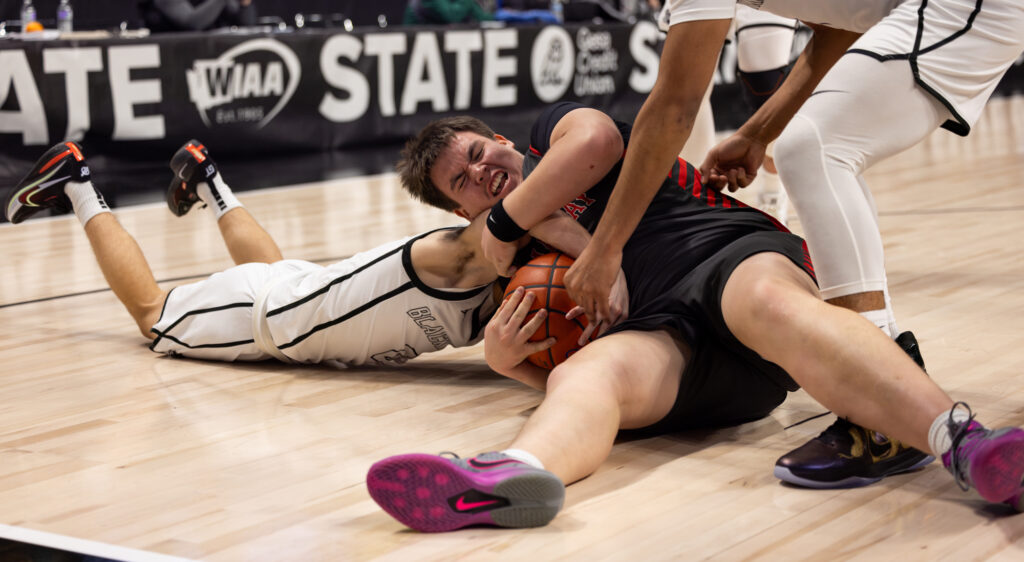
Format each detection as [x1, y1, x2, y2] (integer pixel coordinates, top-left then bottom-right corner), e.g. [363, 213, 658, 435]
[583, 124, 625, 169]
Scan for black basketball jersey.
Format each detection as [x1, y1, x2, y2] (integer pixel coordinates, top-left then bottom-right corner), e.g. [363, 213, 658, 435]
[518, 102, 801, 301]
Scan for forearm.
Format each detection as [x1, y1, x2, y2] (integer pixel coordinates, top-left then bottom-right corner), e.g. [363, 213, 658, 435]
[453, 211, 589, 286]
[737, 24, 862, 145]
[589, 90, 691, 254]
[492, 361, 549, 391]
[504, 144, 619, 230]
[502, 110, 624, 231]
[589, 19, 729, 254]
[527, 212, 590, 259]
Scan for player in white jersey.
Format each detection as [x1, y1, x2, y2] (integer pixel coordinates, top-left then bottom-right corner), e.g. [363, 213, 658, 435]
[4, 140, 593, 368]
[730, 5, 797, 224]
[476, 0, 1023, 488]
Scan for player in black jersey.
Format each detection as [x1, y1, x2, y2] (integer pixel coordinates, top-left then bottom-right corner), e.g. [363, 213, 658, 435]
[365, 103, 1024, 532]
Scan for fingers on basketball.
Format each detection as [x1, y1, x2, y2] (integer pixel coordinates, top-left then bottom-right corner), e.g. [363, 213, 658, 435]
[503, 253, 590, 369]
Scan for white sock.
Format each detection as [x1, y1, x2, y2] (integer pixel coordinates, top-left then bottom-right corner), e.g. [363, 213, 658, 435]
[197, 174, 242, 220]
[860, 309, 896, 339]
[882, 282, 900, 336]
[501, 448, 544, 469]
[928, 407, 972, 458]
[64, 180, 110, 227]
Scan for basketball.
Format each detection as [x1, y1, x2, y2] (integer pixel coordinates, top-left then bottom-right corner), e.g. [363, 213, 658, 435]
[503, 253, 589, 369]
[24, 21, 44, 32]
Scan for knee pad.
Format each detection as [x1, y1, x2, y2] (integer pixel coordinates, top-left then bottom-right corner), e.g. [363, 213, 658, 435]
[738, 65, 788, 112]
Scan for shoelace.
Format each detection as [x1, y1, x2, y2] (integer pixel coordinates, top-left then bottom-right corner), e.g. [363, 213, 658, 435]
[946, 401, 979, 491]
[816, 417, 854, 444]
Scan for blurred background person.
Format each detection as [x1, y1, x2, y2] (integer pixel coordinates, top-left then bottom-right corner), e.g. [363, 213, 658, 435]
[138, 0, 256, 32]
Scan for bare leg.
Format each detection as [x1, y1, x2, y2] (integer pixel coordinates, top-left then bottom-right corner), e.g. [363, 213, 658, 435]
[82, 214, 168, 338]
[721, 252, 953, 453]
[509, 330, 687, 484]
[215, 206, 283, 265]
[827, 291, 884, 312]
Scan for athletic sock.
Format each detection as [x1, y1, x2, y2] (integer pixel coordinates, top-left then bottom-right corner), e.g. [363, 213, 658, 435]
[882, 284, 900, 336]
[500, 448, 545, 469]
[860, 309, 896, 339]
[65, 180, 110, 227]
[928, 407, 973, 458]
[197, 174, 242, 220]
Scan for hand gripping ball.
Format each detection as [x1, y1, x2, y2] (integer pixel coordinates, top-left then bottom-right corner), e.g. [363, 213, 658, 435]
[503, 253, 589, 369]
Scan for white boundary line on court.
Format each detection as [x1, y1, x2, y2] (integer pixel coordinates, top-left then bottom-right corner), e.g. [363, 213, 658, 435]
[0, 524, 194, 562]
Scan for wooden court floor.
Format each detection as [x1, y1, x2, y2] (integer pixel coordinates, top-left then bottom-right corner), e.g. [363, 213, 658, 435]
[1, 97, 1023, 561]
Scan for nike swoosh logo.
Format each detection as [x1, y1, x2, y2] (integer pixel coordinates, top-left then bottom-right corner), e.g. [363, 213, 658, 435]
[810, 89, 847, 98]
[22, 175, 72, 205]
[13, 166, 65, 207]
[454, 496, 498, 511]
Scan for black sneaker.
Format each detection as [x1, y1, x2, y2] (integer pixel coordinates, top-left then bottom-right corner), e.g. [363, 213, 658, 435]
[773, 331, 934, 488]
[166, 139, 218, 217]
[5, 141, 90, 223]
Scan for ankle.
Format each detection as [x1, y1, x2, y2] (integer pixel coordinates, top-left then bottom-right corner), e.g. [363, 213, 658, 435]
[65, 180, 110, 227]
[928, 405, 972, 459]
[198, 175, 242, 220]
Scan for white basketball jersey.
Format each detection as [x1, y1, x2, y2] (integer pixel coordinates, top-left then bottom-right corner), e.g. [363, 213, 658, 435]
[664, 0, 1024, 134]
[258, 230, 496, 367]
[664, 0, 901, 32]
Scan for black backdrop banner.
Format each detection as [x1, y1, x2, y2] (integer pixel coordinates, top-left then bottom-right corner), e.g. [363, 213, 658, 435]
[1, 22, 1022, 207]
[0, 22, 662, 161]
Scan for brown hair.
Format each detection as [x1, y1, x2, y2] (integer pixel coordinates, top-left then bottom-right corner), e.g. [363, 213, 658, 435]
[396, 116, 496, 211]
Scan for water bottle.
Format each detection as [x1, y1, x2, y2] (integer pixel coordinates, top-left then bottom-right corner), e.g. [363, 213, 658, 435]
[20, 0, 37, 31]
[57, 0, 74, 32]
[550, 0, 564, 23]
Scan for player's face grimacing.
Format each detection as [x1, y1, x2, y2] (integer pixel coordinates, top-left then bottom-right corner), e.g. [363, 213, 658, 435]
[430, 131, 525, 219]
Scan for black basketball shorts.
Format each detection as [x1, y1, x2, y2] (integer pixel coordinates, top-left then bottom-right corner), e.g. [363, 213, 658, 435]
[605, 230, 816, 434]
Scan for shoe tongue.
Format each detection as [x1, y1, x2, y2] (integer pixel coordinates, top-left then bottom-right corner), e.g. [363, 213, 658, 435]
[818, 418, 855, 445]
[821, 417, 853, 434]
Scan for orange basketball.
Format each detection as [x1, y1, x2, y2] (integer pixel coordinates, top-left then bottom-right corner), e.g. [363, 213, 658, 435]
[24, 21, 44, 32]
[503, 253, 588, 369]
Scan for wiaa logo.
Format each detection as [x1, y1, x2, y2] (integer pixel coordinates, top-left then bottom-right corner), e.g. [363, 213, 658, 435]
[186, 39, 300, 129]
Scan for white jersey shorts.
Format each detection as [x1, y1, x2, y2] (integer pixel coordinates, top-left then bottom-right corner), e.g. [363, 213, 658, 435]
[666, 0, 1024, 135]
[150, 259, 317, 362]
[847, 0, 1024, 135]
[150, 230, 498, 367]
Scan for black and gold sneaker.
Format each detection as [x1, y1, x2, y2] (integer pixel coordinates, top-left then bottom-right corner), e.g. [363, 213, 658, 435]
[773, 331, 934, 488]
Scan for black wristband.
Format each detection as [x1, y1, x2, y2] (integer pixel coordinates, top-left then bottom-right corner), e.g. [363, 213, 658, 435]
[486, 199, 528, 242]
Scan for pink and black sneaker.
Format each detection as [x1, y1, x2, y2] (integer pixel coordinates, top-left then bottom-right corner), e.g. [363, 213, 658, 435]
[942, 402, 1024, 510]
[5, 141, 91, 223]
[367, 452, 565, 532]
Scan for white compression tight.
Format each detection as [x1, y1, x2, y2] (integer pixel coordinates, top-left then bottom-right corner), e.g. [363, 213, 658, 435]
[774, 54, 948, 304]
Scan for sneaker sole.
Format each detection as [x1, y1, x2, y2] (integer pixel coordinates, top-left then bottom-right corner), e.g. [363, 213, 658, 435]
[969, 428, 1024, 503]
[774, 454, 935, 489]
[367, 454, 563, 532]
